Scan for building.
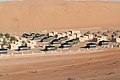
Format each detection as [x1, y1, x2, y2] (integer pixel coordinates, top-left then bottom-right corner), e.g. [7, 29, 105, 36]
[68, 34, 77, 40]
[22, 33, 33, 38]
[60, 43, 72, 49]
[66, 31, 72, 36]
[83, 35, 89, 41]
[79, 35, 89, 42]
[27, 40, 36, 49]
[0, 38, 3, 43]
[47, 32, 54, 36]
[18, 46, 30, 51]
[69, 30, 81, 35]
[66, 40, 75, 45]
[86, 43, 97, 48]
[87, 34, 94, 40]
[10, 42, 22, 50]
[59, 36, 68, 41]
[57, 33, 63, 38]
[92, 36, 107, 42]
[98, 40, 109, 46]
[79, 36, 85, 42]
[74, 33, 81, 38]
[44, 46, 57, 51]
[48, 32, 58, 36]
[41, 36, 54, 42]
[0, 49, 7, 54]
[33, 34, 46, 40]
[50, 39, 61, 44]
[62, 32, 67, 37]
[111, 37, 120, 43]
[66, 39, 80, 45]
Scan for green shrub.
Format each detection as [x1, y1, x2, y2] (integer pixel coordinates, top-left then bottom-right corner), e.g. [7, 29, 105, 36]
[5, 33, 10, 39]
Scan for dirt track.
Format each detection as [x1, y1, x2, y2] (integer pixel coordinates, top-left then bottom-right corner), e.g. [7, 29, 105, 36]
[0, 48, 120, 80]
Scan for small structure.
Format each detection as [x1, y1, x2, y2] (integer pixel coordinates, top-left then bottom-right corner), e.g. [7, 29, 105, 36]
[27, 40, 36, 49]
[0, 38, 3, 44]
[47, 32, 54, 36]
[68, 34, 77, 40]
[59, 36, 68, 41]
[18, 46, 30, 51]
[86, 34, 94, 40]
[10, 41, 22, 50]
[74, 33, 81, 38]
[41, 36, 54, 42]
[0, 49, 7, 54]
[98, 40, 109, 46]
[86, 43, 97, 48]
[61, 32, 67, 37]
[66, 31, 72, 36]
[48, 32, 58, 36]
[33, 34, 45, 40]
[30, 33, 36, 37]
[79, 36, 85, 42]
[111, 37, 120, 43]
[60, 43, 72, 49]
[66, 40, 75, 45]
[50, 39, 61, 44]
[69, 30, 81, 35]
[92, 36, 107, 42]
[72, 38, 80, 44]
[57, 33, 63, 38]
[44, 46, 57, 51]
[41, 37, 50, 42]
[22, 33, 33, 38]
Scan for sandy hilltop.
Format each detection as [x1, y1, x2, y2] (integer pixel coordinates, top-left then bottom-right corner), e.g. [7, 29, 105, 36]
[0, 0, 120, 32]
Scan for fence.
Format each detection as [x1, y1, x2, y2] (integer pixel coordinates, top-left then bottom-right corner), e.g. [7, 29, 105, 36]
[0, 47, 106, 57]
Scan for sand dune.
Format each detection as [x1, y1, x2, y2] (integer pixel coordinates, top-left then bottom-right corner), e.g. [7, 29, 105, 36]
[0, 0, 120, 32]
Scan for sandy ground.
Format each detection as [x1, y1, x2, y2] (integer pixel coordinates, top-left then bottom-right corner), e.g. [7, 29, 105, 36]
[0, 48, 119, 80]
[0, 0, 120, 32]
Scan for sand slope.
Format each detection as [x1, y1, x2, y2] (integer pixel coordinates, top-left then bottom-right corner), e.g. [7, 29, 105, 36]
[0, 0, 120, 32]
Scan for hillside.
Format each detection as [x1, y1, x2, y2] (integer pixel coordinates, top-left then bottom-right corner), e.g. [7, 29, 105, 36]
[0, 0, 120, 32]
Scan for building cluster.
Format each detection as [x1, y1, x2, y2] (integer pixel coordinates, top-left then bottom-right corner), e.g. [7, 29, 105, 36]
[0, 29, 120, 54]
[0, 33, 37, 54]
[22, 29, 120, 51]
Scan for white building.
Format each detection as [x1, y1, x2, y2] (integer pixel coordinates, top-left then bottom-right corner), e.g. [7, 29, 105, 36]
[92, 36, 107, 42]
[27, 40, 37, 49]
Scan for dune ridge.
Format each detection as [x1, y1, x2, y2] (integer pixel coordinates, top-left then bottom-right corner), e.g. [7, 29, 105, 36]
[0, 0, 120, 32]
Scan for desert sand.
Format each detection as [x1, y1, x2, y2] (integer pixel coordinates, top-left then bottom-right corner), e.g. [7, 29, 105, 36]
[0, 48, 119, 80]
[0, 0, 120, 32]
[0, 0, 120, 80]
